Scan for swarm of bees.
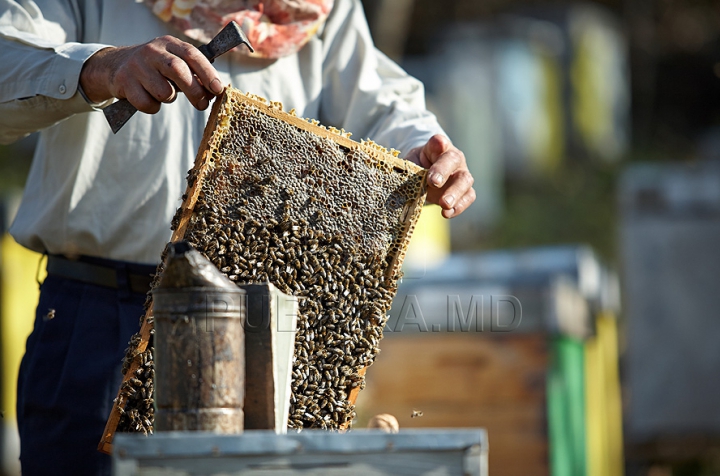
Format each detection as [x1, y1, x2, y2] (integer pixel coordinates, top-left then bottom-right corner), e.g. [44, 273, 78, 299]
[114, 89, 426, 434]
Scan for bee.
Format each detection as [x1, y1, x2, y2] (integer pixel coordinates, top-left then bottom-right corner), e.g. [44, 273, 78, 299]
[411, 410, 423, 419]
[43, 308, 56, 321]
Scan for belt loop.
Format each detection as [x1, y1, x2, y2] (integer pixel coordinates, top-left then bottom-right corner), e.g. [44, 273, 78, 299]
[36, 252, 48, 287]
[115, 263, 131, 300]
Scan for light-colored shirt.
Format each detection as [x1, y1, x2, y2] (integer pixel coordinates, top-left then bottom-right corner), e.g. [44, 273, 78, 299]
[0, 0, 443, 264]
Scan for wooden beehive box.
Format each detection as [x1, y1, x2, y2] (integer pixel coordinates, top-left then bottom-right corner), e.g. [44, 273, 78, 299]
[99, 88, 427, 452]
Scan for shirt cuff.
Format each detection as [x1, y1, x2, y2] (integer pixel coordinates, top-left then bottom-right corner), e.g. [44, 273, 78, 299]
[47, 42, 111, 102]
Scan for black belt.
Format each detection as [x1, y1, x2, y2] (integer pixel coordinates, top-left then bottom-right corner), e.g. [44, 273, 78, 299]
[46, 255, 156, 295]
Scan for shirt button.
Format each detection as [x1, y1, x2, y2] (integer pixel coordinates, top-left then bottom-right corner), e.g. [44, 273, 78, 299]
[59, 84, 67, 94]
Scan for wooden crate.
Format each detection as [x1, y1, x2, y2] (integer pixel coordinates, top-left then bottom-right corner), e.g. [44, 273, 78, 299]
[356, 334, 549, 476]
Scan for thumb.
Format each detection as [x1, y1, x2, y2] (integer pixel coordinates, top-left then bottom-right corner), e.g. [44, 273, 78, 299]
[422, 135, 453, 187]
[422, 135, 452, 164]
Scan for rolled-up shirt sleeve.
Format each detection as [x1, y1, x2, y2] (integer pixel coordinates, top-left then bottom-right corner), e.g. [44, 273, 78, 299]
[0, 0, 110, 144]
[319, 0, 445, 156]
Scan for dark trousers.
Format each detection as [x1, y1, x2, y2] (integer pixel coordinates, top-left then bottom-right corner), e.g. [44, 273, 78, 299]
[16, 258, 152, 475]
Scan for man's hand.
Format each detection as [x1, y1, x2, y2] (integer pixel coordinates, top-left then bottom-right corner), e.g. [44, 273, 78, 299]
[405, 135, 475, 218]
[80, 36, 224, 114]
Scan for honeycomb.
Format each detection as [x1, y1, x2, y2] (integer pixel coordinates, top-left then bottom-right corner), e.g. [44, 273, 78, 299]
[102, 88, 426, 444]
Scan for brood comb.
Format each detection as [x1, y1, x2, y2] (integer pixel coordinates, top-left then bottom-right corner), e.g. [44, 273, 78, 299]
[99, 88, 427, 451]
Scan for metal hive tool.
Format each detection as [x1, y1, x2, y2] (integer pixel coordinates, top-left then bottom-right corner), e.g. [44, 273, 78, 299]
[99, 88, 427, 452]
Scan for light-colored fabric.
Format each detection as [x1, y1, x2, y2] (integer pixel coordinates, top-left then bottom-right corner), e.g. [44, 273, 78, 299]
[0, 0, 444, 264]
[144, 0, 334, 59]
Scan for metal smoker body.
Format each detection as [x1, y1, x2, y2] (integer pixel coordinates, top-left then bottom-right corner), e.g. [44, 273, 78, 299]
[153, 242, 246, 433]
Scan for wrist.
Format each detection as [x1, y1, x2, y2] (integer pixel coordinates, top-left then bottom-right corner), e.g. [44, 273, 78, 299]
[79, 47, 116, 104]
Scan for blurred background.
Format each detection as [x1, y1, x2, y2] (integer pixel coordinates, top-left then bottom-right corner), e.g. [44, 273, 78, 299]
[1, 0, 719, 475]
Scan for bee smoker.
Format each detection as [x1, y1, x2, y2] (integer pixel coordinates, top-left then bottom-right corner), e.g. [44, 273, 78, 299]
[152, 241, 246, 433]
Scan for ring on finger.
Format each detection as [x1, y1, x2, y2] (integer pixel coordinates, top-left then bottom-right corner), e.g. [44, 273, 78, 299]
[163, 81, 178, 103]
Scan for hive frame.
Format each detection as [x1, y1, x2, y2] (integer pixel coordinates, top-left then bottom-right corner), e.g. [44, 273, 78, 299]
[99, 88, 427, 452]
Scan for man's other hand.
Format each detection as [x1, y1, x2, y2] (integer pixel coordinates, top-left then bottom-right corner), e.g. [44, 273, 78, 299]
[80, 36, 224, 114]
[405, 135, 476, 218]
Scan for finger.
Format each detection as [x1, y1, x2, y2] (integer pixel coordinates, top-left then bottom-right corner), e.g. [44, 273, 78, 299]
[418, 135, 451, 169]
[139, 69, 176, 104]
[427, 148, 464, 189]
[165, 38, 223, 96]
[152, 51, 208, 109]
[125, 82, 162, 114]
[446, 187, 476, 218]
[438, 169, 474, 209]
